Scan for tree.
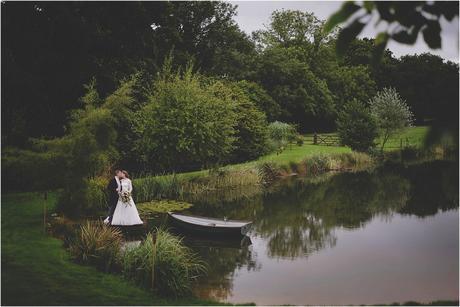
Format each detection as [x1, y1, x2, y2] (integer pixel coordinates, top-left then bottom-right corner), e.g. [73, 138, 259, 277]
[369, 88, 414, 151]
[141, 65, 237, 172]
[253, 10, 323, 50]
[255, 46, 335, 131]
[235, 80, 281, 121]
[2, 1, 254, 146]
[211, 81, 269, 163]
[336, 99, 378, 152]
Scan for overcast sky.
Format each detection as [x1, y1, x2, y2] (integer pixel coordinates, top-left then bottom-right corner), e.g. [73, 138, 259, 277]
[229, 1, 459, 62]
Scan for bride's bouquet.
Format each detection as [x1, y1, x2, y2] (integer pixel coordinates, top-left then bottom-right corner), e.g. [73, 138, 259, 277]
[120, 191, 132, 205]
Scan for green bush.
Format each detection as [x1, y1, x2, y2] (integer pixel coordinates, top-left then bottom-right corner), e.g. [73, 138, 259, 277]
[121, 230, 206, 297]
[268, 121, 297, 150]
[69, 221, 123, 271]
[84, 177, 109, 213]
[141, 64, 237, 172]
[336, 99, 378, 152]
[236, 80, 281, 121]
[2, 146, 66, 192]
[213, 81, 269, 162]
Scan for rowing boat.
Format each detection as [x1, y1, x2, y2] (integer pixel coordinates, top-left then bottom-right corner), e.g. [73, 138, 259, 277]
[167, 212, 252, 236]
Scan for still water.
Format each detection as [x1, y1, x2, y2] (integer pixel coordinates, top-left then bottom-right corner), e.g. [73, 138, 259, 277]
[178, 160, 459, 305]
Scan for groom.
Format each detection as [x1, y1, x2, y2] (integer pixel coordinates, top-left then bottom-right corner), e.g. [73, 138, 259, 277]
[107, 169, 123, 224]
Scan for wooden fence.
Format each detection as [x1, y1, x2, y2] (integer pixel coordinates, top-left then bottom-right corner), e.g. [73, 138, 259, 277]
[311, 133, 341, 146]
[306, 133, 419, 149]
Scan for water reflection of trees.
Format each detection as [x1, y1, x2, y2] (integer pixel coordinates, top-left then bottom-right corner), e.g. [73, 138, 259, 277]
[255, 170, 412, 259]
[186, 160, 458, 296]
[397, 160, 459, 217]
[188, 238, 260, 301]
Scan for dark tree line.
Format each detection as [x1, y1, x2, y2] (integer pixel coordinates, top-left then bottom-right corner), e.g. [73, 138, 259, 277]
[2, 1, 458, 146]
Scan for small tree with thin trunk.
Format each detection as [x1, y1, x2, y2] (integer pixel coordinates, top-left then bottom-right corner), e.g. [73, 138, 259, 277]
[369, 88, 414, 152]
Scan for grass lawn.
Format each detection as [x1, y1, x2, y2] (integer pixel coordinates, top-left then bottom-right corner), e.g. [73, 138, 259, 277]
[175, 126, 429, 180]
[1, 192, 223, 305]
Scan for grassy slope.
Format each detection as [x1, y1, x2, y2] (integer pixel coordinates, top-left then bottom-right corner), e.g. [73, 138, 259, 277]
[176, 126, 429, 180]
[1, 192, 222, 306]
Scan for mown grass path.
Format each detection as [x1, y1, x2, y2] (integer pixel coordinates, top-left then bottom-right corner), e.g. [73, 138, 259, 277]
[1, 193, 221, 305]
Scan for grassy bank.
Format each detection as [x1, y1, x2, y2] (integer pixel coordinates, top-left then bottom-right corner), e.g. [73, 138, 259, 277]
[156, 126, 429, 178]
[1, 192, 222, 305]
[129, 127, 429, 203]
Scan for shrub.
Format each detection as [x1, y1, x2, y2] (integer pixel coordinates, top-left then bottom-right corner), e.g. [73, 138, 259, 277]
[84, 177, 109, 213]
[141, 64, 237, 172]
[217, 82, 269, 163]
[296, 135, 304, 146]
[369, 87, 414, 151]
[268, 121, 297, 150]
[2, 146, 66, 192]
[121, 230, 206, 297]
[69, 221, 123, 271]
[336, 99, 378, 152]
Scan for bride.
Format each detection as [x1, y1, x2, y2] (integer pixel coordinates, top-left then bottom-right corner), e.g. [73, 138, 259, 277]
[106, 170, 143, 226]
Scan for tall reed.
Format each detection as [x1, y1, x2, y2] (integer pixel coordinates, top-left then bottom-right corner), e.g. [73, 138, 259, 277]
[69, 220, 123, 271]
[121, 230, 206, 297]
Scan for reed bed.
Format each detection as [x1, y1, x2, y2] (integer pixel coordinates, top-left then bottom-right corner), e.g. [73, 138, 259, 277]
[121, 230, 206, 297]
[68, 220, 123, 271]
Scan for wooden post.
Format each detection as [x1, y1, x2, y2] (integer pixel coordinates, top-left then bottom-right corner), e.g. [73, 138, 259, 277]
[43, 191, 48, 234]
[313, 132, 318, 145]
[151, 233, 157, 291]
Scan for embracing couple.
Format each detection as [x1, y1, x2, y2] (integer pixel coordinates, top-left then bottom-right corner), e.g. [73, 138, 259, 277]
[104, 169, 143, 226]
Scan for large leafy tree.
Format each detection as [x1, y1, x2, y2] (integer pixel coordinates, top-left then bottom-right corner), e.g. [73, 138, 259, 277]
[2, 1, 254, 146]
[255, 47, 335, 131]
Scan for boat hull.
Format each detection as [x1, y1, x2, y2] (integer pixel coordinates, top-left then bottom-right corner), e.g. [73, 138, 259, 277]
[168, 213, 252, 237]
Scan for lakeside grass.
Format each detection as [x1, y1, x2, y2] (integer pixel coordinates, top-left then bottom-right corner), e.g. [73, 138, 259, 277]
[1, 192, 223, 305]
[168, 126, 429, 181]
[2, 126, 430, 305]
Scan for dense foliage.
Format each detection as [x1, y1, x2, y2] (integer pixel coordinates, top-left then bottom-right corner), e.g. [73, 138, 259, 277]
[369, 88, 414, 151]
[337, 99, 378, 152]
[141, 65, 258, 172]
[121, 231, 206, 297]
[2, 2, 458, 196]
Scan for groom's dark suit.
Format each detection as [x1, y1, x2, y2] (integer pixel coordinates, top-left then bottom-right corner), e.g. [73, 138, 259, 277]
[107, 177, 119, 223]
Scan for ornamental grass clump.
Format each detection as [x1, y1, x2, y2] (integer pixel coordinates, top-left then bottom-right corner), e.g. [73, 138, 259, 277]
[121, 230, 206, 297]
[69, 220, 123, 271]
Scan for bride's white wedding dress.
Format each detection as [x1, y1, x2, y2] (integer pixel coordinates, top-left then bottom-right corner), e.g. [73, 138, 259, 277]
[108, 178, 143, 226]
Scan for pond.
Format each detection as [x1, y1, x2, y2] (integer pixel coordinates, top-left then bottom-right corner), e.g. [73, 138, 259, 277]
[161, 160, 458, 305]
